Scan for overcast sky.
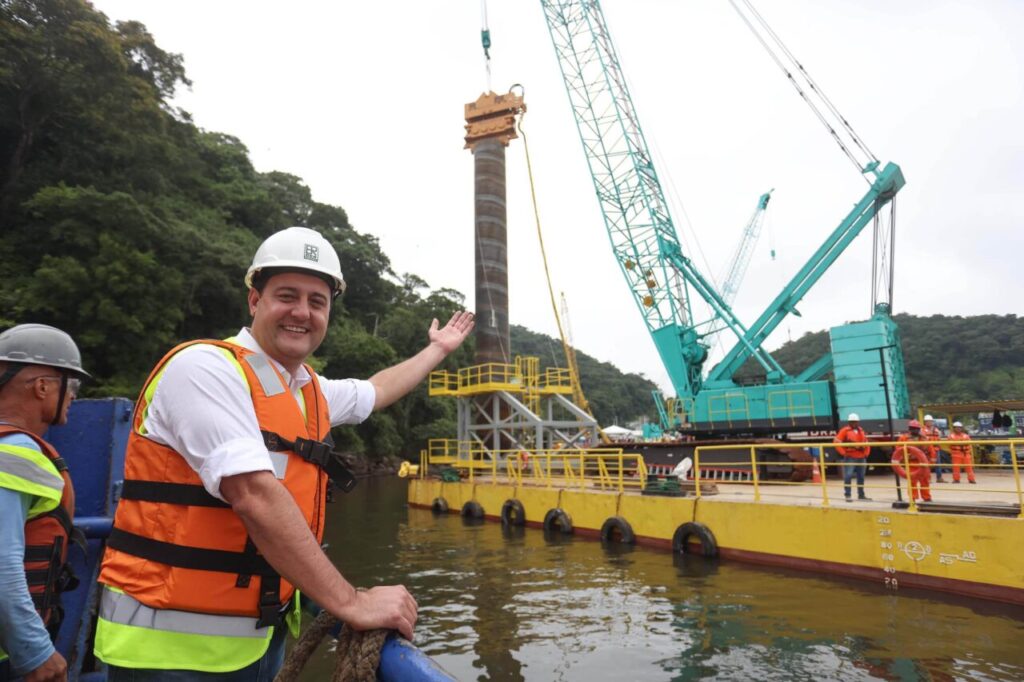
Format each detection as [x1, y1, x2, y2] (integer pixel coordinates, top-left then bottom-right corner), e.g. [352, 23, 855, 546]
[92, 0, 1023, 392]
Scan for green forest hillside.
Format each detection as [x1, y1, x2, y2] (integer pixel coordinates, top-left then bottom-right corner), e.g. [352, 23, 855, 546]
[4, 3, 1012, 457]
[0, 1, 655, 455]
[737, 314, 1024, 407]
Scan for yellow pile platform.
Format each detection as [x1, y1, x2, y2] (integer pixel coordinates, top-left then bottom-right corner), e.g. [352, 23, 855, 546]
[429, 358, 573, 398]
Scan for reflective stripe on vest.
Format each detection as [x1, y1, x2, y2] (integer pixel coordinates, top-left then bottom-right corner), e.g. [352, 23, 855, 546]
[95, 588, 273, 673]
[100, 586, 268, 638]
[243, 353, 287, 398]
[0, 442, 63, 517]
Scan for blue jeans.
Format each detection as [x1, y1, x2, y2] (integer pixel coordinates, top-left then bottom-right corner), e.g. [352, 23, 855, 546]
[106, 626, 285, 682]
[842, 456, 867, 497]
[935, 450, 950, 478]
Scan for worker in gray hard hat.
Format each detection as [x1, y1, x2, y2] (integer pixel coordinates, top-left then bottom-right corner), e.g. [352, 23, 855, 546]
[0, 324, 90, 681]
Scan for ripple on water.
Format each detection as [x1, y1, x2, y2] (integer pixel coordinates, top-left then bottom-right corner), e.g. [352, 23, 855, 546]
[303, 480, 1024, 682]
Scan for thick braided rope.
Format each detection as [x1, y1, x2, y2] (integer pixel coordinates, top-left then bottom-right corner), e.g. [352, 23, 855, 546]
[274, 610, 389, 682]
[275, 610, 337, 682]
[332, 627, 389, 681]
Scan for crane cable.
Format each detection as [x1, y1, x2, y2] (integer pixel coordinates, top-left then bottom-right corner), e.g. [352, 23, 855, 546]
[480, 0, 492, 90]
[471, 1, 508, 362]
[727, 0, 879, 181]
[513, 87, 609, 444]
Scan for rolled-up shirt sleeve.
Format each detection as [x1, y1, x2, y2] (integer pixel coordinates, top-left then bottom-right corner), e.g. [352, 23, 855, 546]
[144, 346, 273, 501]
[320, 377, 376, 426]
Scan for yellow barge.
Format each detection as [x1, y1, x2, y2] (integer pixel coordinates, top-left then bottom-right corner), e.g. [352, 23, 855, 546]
[408, 440, 1024, 606]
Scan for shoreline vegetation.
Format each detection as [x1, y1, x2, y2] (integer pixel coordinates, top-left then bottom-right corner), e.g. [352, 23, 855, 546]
[2, 3, 1017, 464]
[0, 1, 660, 462]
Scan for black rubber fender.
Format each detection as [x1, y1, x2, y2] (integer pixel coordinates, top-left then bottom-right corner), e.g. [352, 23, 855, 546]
[672, 521, 718, 558]
[431, 497, 449, 515]
[542, 508, 573, 535]
[600, 516, 635, 544]
[500, 499, 526, 527]
[461, 500, 485, 519]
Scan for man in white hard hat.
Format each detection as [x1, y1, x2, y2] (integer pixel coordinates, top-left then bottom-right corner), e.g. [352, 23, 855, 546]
[95, 227, 474, 680]
[0, 324, 91, 682]
[920, 414, 946, 483]
[833, 413, 871, 501]
[948, 421, 976, 484]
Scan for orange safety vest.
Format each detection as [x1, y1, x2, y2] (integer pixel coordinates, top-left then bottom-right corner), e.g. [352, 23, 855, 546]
[99, 340, 351, 627]
[834, 425, 870, 458]
[949, 431, 972, 456]
[0, 425, 80, 632]
[919, 424, 941, 460]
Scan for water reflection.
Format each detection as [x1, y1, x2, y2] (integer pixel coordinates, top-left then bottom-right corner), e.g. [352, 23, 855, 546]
[304, 478, 1024, 681]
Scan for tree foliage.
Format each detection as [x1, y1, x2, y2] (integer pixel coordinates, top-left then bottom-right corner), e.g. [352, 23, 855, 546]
[735, 314, 1024, 407]
[0, 1, 660, 456]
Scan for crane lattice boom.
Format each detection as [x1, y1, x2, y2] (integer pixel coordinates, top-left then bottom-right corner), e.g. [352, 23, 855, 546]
[541, 0, 781, 399]
[720, 190, 773, 307]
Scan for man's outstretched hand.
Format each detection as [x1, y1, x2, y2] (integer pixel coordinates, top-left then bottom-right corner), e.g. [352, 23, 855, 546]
[428, 311, 475, 355]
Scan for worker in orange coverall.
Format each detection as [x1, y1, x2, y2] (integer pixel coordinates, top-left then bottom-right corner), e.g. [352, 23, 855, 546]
[949, 421, 976, 484]
[895, 421, 932, 502]
[920, 414, 946, 482]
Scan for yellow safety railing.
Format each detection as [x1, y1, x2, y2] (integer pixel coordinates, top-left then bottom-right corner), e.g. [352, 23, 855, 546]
[539, 367, 574, 392]
[767, 388, 814, 426]
[458, 362, 522, 389]
[428, 370, 460, 395]
[707, 392, 751, 428]
[429, 358, 575, 399]
[427, 438, 459, 461]
[688, 439, 1024, 516]
[418, 443, 647, 493]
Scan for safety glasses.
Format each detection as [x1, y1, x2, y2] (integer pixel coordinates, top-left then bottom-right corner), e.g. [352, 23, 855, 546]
[27, 375, 82, 398]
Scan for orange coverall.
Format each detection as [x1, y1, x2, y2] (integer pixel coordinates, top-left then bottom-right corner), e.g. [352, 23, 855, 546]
[919, 423, 941, 463]
[895, 435, 932, 501]
[949, 431, 976, 483]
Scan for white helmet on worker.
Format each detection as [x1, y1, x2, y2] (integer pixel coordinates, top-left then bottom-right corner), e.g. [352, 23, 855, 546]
[924, 414, 934, 422]
[953, 421, 964, 428]
[245, 227, 346, 297]
[847, 413, 860, 422]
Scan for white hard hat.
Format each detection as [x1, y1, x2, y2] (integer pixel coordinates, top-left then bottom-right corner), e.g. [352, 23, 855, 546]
[245, 227, 345, 295]
[847, 413, 860, 421]
[953, 421, 964, 428]
[923, 414, 934, 421]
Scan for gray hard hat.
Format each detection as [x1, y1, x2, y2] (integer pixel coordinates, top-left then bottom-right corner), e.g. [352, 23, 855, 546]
[0, 324, 91, 380]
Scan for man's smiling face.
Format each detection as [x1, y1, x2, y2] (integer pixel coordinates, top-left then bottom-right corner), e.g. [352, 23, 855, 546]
[248, 271, 331, 372]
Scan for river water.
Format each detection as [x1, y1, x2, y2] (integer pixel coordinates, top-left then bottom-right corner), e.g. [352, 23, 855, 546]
[303, 477, 1024, 681]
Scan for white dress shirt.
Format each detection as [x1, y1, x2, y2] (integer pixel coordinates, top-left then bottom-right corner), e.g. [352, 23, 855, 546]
[141, 328, 375, 500]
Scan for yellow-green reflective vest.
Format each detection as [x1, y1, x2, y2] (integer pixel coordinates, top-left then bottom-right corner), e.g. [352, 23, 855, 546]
[0, 434, 64, 664]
